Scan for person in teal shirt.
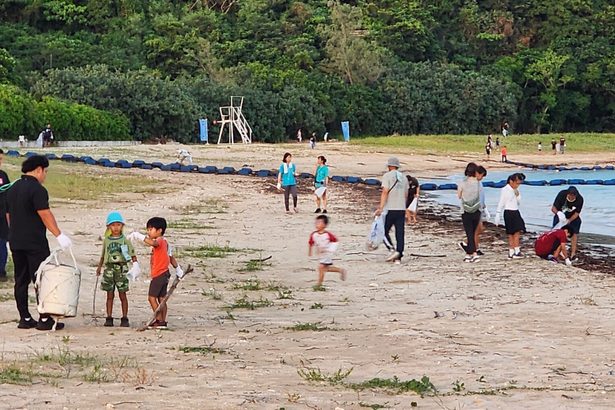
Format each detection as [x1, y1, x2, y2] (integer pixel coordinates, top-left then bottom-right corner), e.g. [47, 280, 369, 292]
[277, 152, 299, 214]
[313, 155, 329, 214]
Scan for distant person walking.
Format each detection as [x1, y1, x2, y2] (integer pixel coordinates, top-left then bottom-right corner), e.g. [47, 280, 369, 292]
[405, 174, 420, 224]
[277, 152, 299, 214]
[501, 146, 508, 162]
[502, 122, 509, 137]
[375, 157, 409, 264]
[296, 129, 302, 143]
[7, 155, 73, 330]
[495, 173, 527, 259]
[551, 139, 557, 154]
[551, 186, 583, 261]
[485, 142, 492, 160]
[457, 162, 482, 263]
[538, 142, 542, 152]
[559, 136, 566, 154]
[313, 155, 329, 214]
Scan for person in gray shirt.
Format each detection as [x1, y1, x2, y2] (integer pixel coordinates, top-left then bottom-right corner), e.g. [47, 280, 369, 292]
[375, 157, 409, 263]
[457, 162, 482, 263]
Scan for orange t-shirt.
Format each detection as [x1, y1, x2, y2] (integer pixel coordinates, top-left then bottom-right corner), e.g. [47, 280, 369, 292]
[150, 237, 170, 278]
[501, 147, 507, 155]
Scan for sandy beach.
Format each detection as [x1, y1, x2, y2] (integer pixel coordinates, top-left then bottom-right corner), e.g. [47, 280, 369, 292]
[1, 143, 615, 410]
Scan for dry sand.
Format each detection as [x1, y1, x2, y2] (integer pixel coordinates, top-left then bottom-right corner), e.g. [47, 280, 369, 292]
[1, 144, 615, 410]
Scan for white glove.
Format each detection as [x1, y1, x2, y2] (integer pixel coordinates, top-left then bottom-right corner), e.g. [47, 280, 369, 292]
[557, 211, 566, 223]
[176, 265, 185, 279]
[56, 233, 72, 250]
[276, 182, 282, 190]
[565, 258, 572, 266]
[127, 262, 141, 281]
[494, 212, 502, 227]
[127, 231, 146, 242]
[484, 207, 492, 220]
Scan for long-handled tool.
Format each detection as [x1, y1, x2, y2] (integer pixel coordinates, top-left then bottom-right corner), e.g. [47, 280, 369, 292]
[137, 264, 193, 331]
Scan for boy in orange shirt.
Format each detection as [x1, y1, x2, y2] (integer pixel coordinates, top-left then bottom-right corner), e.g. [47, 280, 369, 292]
[501, 146, 508, 162]
[129, 217, 178, 329]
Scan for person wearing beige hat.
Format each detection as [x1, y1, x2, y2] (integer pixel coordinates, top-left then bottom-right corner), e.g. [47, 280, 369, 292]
[375, 157, 409, 263]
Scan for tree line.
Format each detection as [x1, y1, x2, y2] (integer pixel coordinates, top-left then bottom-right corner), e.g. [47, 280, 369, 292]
[0, 0, 613, 142]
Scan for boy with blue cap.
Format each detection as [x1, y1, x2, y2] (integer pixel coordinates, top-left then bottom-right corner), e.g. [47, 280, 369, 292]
[96, 211, 140, 327]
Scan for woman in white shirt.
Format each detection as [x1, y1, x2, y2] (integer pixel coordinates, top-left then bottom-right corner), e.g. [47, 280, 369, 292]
[495, 173, 526, 259]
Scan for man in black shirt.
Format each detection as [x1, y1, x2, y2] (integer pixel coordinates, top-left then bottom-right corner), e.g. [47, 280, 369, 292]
[551, 186, 583, 261]
[7, 155, 72, 330]
[0, 149, 10, 282]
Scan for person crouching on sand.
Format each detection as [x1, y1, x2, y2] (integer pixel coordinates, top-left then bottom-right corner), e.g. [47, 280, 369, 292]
[535, 225, 573, 265]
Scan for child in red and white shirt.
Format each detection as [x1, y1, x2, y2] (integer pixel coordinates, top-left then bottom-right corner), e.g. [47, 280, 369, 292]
[308, 215, 347, 288]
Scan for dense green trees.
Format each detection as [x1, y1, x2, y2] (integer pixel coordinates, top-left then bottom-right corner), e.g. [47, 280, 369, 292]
[0, 0, 612, 141]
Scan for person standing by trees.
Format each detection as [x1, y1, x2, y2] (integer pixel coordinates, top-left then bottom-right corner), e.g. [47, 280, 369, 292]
[277, 152, 299, 214]
[0, 149, 10, 282]
[7, 155, 72, 330]
[559, 136, 566, 154]
[313, 155, 329, 214]
[41, 124, 54, 147]
[551, 138, 557, 154]
[375, 157, 409, 264]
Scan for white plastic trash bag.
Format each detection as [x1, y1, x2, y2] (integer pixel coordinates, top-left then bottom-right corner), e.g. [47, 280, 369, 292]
[36, 132, 43, 148]
[35, 248, 81, 317]
[314, 186, 326, 198]
[407, 197, 418, 213]
[367, 213, 390, 251]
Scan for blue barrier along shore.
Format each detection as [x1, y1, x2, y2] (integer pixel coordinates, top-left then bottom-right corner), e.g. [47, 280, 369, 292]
[5, 150, 615, 191]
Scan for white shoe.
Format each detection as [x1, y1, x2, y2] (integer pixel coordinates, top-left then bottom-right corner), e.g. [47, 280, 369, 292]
[386, 251, 400, 262]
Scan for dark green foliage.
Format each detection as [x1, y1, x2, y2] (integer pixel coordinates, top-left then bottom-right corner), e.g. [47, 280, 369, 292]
[0, 84, 129, 140]
[0, 0, 612, 139]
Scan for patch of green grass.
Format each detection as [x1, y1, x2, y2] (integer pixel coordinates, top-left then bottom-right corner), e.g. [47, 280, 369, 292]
[286, 322, 329, 331]
[202, 288, 223, 300]
[171, 199, 227, 215]
[297, 366, 353, 385]
[35, 346, 97, 367]
[348, 375, 436, 396]
[312, 284, 326, 292]
[241, 259, 272, 272]
[310, 303, 324, 309]
[352, 133, 615, 155]
[226, 295, 273, 310]
[179, 346, 227, 355]
[167, 218, 215, 230]
[232, 278, 262, 291]
[276, 289, 293, 299]
[452, 379, 465, 392]
[0, 292, 13, 302]
[184, 243, 239, 258]
[0, 364, 32, 385]
[359, 402, 391, 409]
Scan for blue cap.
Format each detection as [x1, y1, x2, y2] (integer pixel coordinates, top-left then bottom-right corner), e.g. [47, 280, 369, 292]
[106, 211, 125, 226]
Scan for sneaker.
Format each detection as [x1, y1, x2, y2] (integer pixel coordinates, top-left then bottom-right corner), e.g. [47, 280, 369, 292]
[547, 254, 558, 264]
[104, 317, 114, 327]
[314, 208, 322, 213]
[322, 209, 327, 214]
[512, 252, 524, 259]
[458, 242, 468, 253]
[476, 250, 485, 256]
[17, 317, 38, 329]
[147, 320, 168, 330]
[157, 321, 168, 329]
[570, 255, 579, 262]
[294, 208, 299, 214]
[120, 317, 129, 327]
[385, 251, 400, 262]
[463, 255, 472, 263]
[470, 255, 480, 263]
[36, 317, 64, 331]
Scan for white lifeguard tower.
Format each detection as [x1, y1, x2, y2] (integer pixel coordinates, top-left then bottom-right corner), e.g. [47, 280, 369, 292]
[217, 96, 253, 144]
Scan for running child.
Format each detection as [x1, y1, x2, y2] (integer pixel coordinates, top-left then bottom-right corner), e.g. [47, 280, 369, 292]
[308, 215, 346, 289]
[96, 211, 140, 327]
[495, 173, 527, 259]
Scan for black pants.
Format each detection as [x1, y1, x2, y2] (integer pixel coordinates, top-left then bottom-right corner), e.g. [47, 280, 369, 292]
[12, 248, 50, 320]
[462, 211, 481, 254]
[384, 210, 405, 258]
[284, 185, 298, 211]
